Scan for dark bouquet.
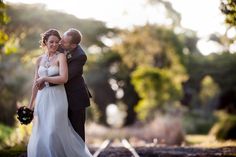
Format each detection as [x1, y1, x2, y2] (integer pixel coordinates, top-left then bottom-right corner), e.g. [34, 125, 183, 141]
[17, 106, 34, 125]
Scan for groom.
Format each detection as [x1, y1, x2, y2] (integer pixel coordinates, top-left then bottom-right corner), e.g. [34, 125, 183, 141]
[58, 28, 92, 141]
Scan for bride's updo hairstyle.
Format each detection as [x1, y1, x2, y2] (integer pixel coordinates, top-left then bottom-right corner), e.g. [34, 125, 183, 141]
[40, 29, 61, 47]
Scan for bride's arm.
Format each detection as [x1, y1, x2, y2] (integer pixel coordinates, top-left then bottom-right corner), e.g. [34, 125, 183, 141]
[28, 56, 41, 110]
[38, 53, 68, 84]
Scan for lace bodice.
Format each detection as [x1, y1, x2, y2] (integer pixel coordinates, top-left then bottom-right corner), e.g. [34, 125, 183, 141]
[38, 66, 59, 77]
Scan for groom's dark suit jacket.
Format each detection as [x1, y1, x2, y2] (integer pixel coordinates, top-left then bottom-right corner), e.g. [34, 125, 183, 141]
[64, 45, 91, 110]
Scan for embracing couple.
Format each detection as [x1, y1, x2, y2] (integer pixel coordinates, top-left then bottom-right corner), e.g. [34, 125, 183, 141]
[26, 28, 93, 157]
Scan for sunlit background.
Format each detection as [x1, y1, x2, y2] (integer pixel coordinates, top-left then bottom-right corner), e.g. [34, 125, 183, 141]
[1, 0, 236, 156]
[5, 0, 228, 55]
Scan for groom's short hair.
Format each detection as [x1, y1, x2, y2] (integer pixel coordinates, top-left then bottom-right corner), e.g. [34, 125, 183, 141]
[66, 28, 82, 45]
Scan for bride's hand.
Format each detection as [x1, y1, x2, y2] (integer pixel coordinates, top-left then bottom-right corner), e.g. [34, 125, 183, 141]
[27, 104, 33, 110]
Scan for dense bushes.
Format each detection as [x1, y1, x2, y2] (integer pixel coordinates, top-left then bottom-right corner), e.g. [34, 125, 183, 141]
[210, 112, 236, 140]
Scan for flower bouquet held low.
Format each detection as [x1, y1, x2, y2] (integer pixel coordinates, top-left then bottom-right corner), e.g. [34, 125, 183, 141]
[17, 106, 34, 125]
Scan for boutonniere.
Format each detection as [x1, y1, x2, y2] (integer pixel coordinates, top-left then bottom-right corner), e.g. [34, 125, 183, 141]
[67, 53, 72, 59]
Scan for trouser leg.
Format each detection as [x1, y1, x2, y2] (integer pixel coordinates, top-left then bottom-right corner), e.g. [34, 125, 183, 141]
[68, 108, 86, 141]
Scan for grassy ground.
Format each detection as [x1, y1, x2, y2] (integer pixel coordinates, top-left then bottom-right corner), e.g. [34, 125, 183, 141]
[185, 134, 236, 147]
[0, 145, 26, 157]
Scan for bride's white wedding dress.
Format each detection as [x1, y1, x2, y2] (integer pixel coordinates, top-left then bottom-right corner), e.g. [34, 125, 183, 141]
[28, 65, 93, 157]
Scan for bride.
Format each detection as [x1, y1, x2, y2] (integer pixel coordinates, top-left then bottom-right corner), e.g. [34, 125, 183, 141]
[27, 29, 93, 157]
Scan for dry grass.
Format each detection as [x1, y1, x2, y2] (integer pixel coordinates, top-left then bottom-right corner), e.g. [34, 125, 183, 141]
[185, 134, 236, 148]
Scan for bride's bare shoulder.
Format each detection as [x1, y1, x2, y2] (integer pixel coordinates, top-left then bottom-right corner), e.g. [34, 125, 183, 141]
[35, 55, 45, 66]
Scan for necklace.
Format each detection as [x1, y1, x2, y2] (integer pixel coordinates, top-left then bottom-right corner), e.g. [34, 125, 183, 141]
[45, 52, 57, 68]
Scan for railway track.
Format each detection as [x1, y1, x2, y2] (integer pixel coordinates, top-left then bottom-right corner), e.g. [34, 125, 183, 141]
[92, 140, 236, 157]
[92, 138, 140, 157]
[93, 139, 112, 157]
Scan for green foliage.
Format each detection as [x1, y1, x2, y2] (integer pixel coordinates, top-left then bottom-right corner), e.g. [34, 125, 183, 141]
[0, 31, 9, 45]
[0, 34, 27, 126]
[111, 25, 187, 121]
[199, 75, 220, 106]
[181, 52, 236, 110]
[0, 145, 26, 156]
[132, 66, 182, 120]
[210, 111, 236, 140]
[114, 25, 186, 69]
[182, 110, 217, 134]
[0, 1, 28, 126]
[87, 24, 189, 123]
[0, 123, 13, 144]
[207, 52, 236, 91]
[220, 0, 236, 26]
[0, 1, 10, 45]
[0, 1, 10, 25]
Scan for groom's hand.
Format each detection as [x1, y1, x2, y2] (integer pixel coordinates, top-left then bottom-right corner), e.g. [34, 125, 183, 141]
[37, 82, 45, 90]
[35, 80, 45, 90]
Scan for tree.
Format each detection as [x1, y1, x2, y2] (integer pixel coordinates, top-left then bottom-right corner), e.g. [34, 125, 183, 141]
[112, 25, 187, 120]
[0, 0, 27, 126]
[220, 0, 236, 27]
[132, 66, 181, 120]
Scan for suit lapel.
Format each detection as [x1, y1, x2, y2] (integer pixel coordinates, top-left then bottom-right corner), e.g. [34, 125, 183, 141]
[67, 47, 77, 63]
[66, 52, 73, 63]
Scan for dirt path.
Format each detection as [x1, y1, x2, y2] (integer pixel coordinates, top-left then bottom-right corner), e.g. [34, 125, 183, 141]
[92, 146, 236, 157]
[5, 146, 235, 157]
